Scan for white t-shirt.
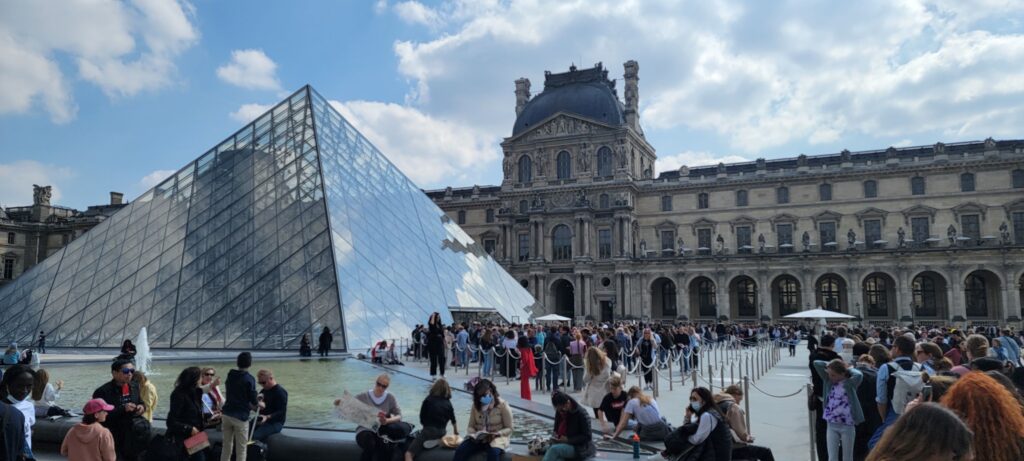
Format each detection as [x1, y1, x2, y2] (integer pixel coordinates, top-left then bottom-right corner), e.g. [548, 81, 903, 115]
[12, 398, 35, 450]
[624, 398, 662, 425]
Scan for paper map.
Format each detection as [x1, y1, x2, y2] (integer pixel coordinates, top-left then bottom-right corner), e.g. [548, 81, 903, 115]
[334, 390, 381, 430]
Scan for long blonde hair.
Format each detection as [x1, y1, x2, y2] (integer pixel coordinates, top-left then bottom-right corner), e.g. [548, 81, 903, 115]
[584, 346, 608, 377]
[627, 386, 653, 406]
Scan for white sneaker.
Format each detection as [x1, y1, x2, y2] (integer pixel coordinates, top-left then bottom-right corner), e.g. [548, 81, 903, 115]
[646, 454, 666, 461]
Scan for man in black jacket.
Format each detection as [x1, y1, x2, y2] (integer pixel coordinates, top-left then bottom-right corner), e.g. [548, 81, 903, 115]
[808, 334, 839, 461]
[548, 392, 596, 461]
[92, 358, 147, 461]
[253, 369, 288, 442]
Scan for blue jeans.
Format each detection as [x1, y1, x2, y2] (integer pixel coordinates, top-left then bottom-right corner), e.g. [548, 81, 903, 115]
[868, 408, 897, 450]
[458, 346, 468, 366]
[452, 439, 503, 461]
[483, 350, 494, 376]
[543, 443, 576, 461]
[546, 360, 561, 391]
[253, 421, 283, 442]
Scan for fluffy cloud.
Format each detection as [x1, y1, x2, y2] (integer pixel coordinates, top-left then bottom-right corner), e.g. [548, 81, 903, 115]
[328, 100, 498, 187]
[388, 0, 1024, 160]
[216, 49, 282, 91]
[0, 160, 74, 207]
[229, 103, 274, 124]
[393, 1, 444, 28]
[0, 0, 197, 123]
[655, 151, 750, 173]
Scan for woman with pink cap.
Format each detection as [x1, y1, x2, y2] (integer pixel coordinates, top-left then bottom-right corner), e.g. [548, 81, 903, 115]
[61, 398, 116, 461]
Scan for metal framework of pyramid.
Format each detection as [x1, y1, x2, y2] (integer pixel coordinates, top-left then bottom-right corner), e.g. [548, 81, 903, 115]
[0, 87, 535, 351]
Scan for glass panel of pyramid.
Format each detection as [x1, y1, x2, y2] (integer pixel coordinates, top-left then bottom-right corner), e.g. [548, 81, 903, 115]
[0, 86, 535, 351]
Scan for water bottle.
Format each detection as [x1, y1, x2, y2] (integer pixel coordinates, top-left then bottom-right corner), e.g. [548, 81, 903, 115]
[632, 433, 640, 459]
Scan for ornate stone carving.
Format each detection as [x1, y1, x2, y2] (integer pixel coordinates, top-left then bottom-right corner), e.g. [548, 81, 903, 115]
[536, 149, 548, 177]
[897, 227, 906, 248]
[847, 229, 856, 246]
[33, 184, 52, 206]
[502, 155, 513, 178]
[716, 234, 725, 255]
[946, 224, 957, 245]
[522, 115, 603, 141]
[802, 231, 811, 252]
[617, 143, 628, 169]
[999, 221, 1010, 245]
[576, 143, 590, 172]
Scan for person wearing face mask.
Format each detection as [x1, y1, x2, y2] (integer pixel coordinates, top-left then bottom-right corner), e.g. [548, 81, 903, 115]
[543, 392, 596, 461]
[452, 379, 513, 461]
[659, 387, 731, 461]
[92, 359, 148, 461]
[60, 398, 116, 461]
[0, 364, 34, 460]
[813, 358, 864, 461]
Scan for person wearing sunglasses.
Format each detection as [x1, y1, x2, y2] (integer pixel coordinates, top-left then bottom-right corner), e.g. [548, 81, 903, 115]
[253, 369, 287, 442]
[353, 374, 404, 461]
[92, 358, 148, 460]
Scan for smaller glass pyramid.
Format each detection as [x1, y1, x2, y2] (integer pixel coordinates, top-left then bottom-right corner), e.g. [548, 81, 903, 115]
[0, 86, 535, 351]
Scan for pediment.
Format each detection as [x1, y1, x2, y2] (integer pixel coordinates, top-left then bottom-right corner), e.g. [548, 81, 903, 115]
[812, 210, 842, 229]
[510, 113, 618, 143]
[479, 230, 500, 239]
[901, 204, 937, 225]
[1004, 199, 1024, 218]
[690, 217, 717, 235]
[729, 216, 758, 233]
[654, 219, 678, 230]
[951, 201, 987, 220]
[854, 207, 889, 226]
[770, 213, 799, 231]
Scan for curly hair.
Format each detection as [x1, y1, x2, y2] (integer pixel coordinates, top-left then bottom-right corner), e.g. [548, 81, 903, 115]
[941, 372, 1024, 461]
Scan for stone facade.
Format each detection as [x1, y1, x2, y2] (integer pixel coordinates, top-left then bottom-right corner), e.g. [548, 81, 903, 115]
[0, 187, 125, 286]
[428, 62, 1024, 325]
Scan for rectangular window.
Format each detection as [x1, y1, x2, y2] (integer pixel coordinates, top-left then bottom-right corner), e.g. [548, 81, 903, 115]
[660, 230, 675, 255]
[736, 190, 748, 207]
[483, 239, 496, 255]
[819, 184, 832, 201]
[960, 174, 975, 192]
[5, 232, 13, 245]
[1013, 212, 1024, 244]
[661, 195, 672, 212]
[819, 222, 837, 252]
[598, 229, 612, 259]
[911, 177, 925, 195]
[864, 219, 882, 249]
[736, 226, 752, 254]
[457, 210, 466, 225]
[517, 233, 529, 261]
[863, 181, 877, 198]
[697, 193, 709, 209]
[777, 187, 789, 204]
[961, 214, 980, 243]
[777, 223, 794, 253]
[697, 228, 712, 256]
[2, 259, 12, 279]
[911, 217, 930, 246]
[485, 208, 495, 223]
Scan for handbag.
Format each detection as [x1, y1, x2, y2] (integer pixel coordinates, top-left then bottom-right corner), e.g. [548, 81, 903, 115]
[184, 431, 210, 455]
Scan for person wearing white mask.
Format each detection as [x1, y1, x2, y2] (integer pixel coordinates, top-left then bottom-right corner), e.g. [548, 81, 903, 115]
[0, 364, 36, 460]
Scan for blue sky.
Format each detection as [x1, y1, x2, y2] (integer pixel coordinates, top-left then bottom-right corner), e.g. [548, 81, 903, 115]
[2, 1, 1024, 210]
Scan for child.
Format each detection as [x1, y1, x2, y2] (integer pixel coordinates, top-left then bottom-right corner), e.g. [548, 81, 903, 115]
[61, 398, 116, 461]
[813, 358, 864, 461]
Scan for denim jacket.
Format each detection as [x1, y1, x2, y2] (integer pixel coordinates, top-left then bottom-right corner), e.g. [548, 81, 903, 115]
[813, 360, 865, 425]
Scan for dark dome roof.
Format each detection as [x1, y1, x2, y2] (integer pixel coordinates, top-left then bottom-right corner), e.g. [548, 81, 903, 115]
[512, 64, 626, 136]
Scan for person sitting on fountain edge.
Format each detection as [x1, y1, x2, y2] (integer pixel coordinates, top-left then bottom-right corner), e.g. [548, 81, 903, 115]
[254, 369, 287, 441]
[92, 358, 148, 461]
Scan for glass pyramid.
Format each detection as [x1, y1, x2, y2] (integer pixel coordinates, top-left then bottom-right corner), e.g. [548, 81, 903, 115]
[0, 87, 535, 351]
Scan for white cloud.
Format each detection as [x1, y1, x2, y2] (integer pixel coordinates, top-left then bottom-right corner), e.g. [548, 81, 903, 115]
[216, 49, 282, 91]
[138, 169, 177, 190]
[387, 0, 1024, 156]
[655, 151, 750, 173]
[229, 103, 274, 124]
[328, 100, 498, 187]
[0, 0, 198, 123]
[0, 160, 74, 207]
[393, 1, 444, 28]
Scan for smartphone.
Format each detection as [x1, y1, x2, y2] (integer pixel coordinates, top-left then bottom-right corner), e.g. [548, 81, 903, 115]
[921, 385, 932, 401]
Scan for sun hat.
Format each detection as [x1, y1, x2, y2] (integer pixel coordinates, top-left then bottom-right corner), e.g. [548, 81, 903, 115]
[83, 398, 115, 415]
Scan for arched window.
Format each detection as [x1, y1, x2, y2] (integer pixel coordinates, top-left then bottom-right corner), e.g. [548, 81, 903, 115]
[697, 193, 709, 209]
[661, 282, 677, 317]
[599, 193, 609, 209]
[552, 225, 573, 261]
[777, 186, 790, 204]
[697, 279, 717, 317]
[863, 180, 877, 198]
[819, 183, 832, 201]
[912, 275, 938, 317]
[1014, 169, 1024, 188]
[864, 275, 889, 317]
[819, 276, 842, 312]
[457, 210, 466, 225]
[519, 200, 528, 214]
[736, 278, 757, 317]
[960, 173, 975, 192]
[597, 146, 613, 177]
[518, 155, 532, 183]
[776, 277, 800, 316]
[964, 274, 988, 317]
[736, 190, 748, 207]
[556, 150, 572, 179]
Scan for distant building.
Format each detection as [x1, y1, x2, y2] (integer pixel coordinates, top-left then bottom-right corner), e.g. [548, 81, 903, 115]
[428, 61, 1024, 325]
[0, 186, 126, 285]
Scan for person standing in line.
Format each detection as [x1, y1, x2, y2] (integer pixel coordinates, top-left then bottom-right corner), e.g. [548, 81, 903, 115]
[221, 352, 259, 461]
[253, 369, 287, 442]
[517, 337, 537, 400]
[166, 367, 207, 461]
[426, 313, 446, 379]
[635, 329, 656, 391]
[60, 398, 116, 461]
[814, 358, 864, 461]
[456, 325, 470, 368]
[318, 327, 333, 357]
[568, 333, 587, 392]
[809, 334, 840, 461]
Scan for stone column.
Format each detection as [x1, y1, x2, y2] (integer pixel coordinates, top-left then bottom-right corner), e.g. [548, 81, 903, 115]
[717, 275, 730, 320]
[895, 270, 911, 320]
[676, 273, 687, 320]
[948, 268, 965, 320]
[574, 273, 583, 319]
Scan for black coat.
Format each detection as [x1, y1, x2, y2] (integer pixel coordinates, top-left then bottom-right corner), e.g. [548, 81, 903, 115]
[166, 387, 205, 439]
[0, 401, 25, 461]
[92, 380, 144, 434]
[553, 397, 596, 460]
[427, 323, 445, 350]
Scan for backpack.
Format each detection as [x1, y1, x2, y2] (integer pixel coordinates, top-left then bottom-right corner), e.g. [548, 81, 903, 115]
[124, 415, 153, 458]
[887, 361, 924, 415]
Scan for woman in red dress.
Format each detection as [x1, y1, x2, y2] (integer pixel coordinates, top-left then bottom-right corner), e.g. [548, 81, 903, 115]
[518, 337, 538, 400]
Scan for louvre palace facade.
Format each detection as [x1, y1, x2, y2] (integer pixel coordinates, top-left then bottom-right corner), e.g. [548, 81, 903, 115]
[427, 61, 1024, 325]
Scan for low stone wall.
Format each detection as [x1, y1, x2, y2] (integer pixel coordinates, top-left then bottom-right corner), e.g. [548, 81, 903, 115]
[32, 418, 510, 461]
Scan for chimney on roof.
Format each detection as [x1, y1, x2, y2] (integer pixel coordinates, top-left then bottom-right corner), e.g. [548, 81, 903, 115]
[110, 192, 124, 205]
[514, 78, 531, 116]
[623, 60, 639, 130]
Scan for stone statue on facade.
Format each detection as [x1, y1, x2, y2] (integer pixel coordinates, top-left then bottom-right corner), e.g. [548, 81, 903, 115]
[536, 150, 548, 176]
[577, 143, 590, 172]
[531, 194, 544, 210]
[897, 227, 906, 248]
[677, 237, 685, 256]
[574, 190, 589, 207]
[639, 239, 647, 258]
[758, 233, 766, 253]
[802, 231, 811, 252]
[502, 156, 513, 179]
[1000, 221, 1011, 245]
[847, 228, 856, 247]
[617, 143, 628, 169]
[947, 224, 957, 246]
[716, 234, 726, 255]
[32, 184, 52, 206]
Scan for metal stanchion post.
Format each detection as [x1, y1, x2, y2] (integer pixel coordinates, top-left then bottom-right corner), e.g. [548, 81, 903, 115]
[690, 369, 697, 388]
[807, 383, 817, 461]
[505, 353, 510, 386]
[478, 348, 483, 377]
[730, 362, 735, 385]
[653, 365, 659, 398]
[668, 354, 673, 391]
[720, 362, 725, 388]
[743, 376, 751, 431]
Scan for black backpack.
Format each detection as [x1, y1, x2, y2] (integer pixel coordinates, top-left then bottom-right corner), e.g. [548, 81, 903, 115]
[125, 416, 153, 458]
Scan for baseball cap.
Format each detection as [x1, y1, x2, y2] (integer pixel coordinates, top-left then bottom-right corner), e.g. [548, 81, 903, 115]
[83, 398, 115, 415]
